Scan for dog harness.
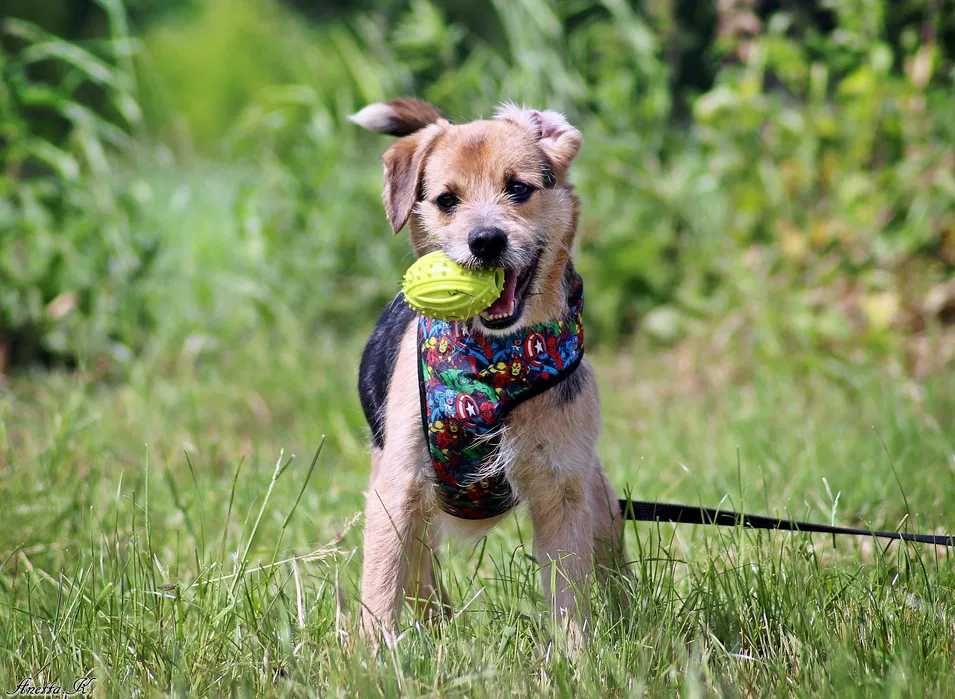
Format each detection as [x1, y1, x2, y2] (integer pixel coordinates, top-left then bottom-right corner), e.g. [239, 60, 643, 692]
[416, 271, 585, 519]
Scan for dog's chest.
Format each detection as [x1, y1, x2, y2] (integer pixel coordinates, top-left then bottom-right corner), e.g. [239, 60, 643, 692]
[497, 373, 599, 481]
[417, 301, 587, 519]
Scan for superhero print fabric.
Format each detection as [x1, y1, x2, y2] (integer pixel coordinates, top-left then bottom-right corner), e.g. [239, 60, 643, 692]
[417, 271, 585, 519]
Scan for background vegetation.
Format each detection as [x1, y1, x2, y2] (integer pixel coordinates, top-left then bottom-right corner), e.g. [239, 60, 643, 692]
[0, 0, 953, 695]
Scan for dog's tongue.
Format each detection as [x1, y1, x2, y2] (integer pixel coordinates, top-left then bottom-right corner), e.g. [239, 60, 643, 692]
[484, 270, 518, 317]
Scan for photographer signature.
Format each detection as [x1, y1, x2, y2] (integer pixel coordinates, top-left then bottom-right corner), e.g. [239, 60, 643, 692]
[6, 676, 94, 697]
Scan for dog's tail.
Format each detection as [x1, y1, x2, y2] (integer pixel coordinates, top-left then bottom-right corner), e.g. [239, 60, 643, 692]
[349, 98, 445, 137]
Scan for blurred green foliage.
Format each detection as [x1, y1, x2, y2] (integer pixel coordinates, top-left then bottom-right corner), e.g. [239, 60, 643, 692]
[0, 0, 159, 368]
[2, 0, 954, 370]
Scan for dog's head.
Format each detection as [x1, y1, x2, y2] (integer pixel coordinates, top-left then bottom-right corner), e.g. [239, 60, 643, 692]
[351, 98, 582, 334]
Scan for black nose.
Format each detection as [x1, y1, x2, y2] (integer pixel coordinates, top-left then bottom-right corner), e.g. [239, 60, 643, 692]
[468, 227, 508, 262]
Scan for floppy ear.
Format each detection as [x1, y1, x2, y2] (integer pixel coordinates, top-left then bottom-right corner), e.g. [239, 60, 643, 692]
[494, 103, 582, 176]
[381, 124, 443, 233]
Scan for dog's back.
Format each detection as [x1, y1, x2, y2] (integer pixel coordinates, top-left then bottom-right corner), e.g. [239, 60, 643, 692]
[358, 294, 415, 449]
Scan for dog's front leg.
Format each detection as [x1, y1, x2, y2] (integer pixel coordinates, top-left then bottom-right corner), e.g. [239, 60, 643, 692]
[360, 450, 429, 645]
[525, 470, 594, 648]
[586, 463, 625, 569]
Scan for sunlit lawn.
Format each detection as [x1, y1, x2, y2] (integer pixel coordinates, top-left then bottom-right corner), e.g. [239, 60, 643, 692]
[1, 329, 952, 696]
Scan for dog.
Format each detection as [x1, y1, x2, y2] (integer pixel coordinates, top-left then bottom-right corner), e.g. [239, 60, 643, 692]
[351, 98, 623, 645]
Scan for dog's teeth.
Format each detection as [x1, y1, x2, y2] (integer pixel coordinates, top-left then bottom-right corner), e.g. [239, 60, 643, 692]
[481, 310, 515, 322]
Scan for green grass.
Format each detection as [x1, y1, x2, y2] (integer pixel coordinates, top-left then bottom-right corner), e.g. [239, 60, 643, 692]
[1, 331, 952, 696]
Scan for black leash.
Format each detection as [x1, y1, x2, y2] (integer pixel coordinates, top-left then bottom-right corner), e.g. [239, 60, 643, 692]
[618, 499, 954, 547]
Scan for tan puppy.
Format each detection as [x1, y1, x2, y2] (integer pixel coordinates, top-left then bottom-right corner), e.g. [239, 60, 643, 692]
[351, 98, 623, 646]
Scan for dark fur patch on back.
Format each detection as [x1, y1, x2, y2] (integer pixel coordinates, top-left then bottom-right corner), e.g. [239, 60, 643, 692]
[358, 294, 415, 447]
[555, 361, 589, 405]
[552, 260, 587, 406]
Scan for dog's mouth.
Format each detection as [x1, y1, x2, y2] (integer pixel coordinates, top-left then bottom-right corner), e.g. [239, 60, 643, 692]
[479, 259, 539, 330]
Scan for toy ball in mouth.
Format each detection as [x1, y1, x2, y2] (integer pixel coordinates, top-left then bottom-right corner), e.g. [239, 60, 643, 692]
[402, 251, 504, 321]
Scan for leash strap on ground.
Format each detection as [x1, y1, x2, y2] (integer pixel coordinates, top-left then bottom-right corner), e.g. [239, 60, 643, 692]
[618, 499, 954, 547]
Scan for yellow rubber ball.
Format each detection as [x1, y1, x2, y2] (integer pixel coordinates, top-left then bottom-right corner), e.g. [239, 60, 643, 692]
[402, 251, 504, 321]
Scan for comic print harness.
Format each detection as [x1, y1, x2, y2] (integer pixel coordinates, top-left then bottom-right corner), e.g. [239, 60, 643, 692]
[416, 271, 585, 519]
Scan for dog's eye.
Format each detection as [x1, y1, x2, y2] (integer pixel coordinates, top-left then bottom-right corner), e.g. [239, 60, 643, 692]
[505, 180, 534, 203]
[435, 192, 459, 213]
